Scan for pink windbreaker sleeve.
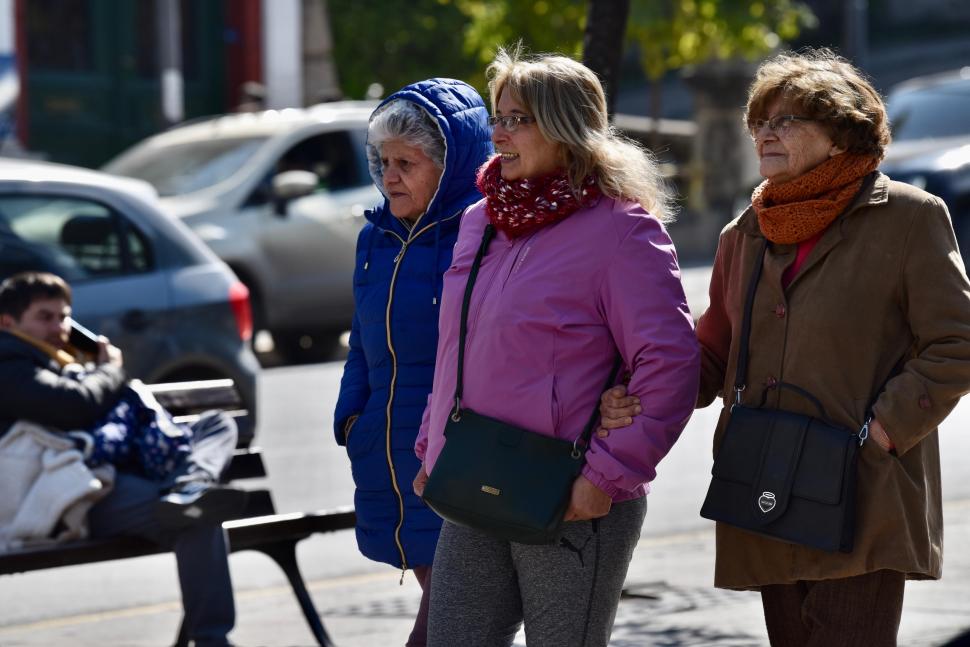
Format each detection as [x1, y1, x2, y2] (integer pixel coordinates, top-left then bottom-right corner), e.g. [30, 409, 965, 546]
[581, 217, 701, 498]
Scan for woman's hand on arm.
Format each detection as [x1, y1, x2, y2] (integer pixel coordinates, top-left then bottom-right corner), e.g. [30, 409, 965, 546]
[596, 385, 640, 437]
[564, 475, 612, 521]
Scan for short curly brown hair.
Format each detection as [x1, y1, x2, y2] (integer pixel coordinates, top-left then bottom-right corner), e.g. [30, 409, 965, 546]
[745, 48, 891, 159]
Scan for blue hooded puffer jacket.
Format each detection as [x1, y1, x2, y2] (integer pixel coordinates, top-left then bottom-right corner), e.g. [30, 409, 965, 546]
[333, 78, 493, 569]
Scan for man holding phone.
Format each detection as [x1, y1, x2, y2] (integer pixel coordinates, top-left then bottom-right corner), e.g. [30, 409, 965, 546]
[0, 271, 244, 647]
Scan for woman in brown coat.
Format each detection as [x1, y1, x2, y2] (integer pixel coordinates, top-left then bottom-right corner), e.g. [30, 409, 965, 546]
[601, 48, 970, 645]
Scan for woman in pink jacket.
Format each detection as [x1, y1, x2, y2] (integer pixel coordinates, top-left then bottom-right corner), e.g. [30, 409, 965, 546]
[412, 48, 701, 646]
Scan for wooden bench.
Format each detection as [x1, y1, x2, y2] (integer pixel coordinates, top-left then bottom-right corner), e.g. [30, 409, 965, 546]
[0, 379, 357, 647]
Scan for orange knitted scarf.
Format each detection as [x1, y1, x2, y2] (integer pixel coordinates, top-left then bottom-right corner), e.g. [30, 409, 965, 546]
[752, 153, 880, 244]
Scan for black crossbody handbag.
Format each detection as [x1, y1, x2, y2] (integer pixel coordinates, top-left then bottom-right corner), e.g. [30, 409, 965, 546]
[422, 224, 622, 545]
[699, 240, 875, 553]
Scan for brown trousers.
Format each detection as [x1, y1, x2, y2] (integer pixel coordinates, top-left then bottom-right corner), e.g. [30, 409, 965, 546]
[760, 570, 905, 647]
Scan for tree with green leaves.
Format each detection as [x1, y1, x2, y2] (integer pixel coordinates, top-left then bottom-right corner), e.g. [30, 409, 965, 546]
[627, 0, 816, 125]
[453, 0, 588, 89]
[326, 0, 480, 100]
[630, 1, 813, 78]
[326, 0, 814, 115]
[452, 0, 814, 116]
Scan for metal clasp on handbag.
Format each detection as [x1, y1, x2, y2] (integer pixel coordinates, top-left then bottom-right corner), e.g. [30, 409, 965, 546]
[858, 416, 871, 446]
[451, 396, 462, 422]
[731, 384, 746, 410]
[570, 437, 582, 460]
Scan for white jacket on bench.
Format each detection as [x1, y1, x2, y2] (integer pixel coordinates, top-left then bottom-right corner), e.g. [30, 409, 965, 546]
[0, 421, 114, 551]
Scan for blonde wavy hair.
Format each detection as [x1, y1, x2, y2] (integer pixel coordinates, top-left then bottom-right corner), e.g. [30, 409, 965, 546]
[487, 46, 675, 222]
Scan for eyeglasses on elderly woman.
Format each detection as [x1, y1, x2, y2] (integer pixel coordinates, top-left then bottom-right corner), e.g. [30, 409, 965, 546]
[747, 114, 819, 138]
[487, 114, 536, 132]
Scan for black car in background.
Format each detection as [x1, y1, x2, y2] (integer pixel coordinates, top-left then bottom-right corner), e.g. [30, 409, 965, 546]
[881, 68, 970, 251]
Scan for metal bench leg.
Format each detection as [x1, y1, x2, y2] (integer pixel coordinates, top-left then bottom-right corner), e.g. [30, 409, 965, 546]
[255, 539, 336, 647]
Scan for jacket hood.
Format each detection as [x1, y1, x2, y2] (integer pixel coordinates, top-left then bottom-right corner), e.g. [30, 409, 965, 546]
[365, 78, 493, 230]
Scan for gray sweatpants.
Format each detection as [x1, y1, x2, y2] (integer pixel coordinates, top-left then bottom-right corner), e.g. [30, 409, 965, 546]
[427, 497, 647, 647]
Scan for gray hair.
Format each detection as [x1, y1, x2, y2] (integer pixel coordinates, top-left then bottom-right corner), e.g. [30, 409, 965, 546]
[366, 99, 446, 193]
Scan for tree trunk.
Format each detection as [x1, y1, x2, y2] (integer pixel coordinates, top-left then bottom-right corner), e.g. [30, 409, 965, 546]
[581, 0, 631, 117]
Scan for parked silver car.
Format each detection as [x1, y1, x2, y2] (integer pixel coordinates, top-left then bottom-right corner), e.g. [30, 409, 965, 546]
[103, 102, 382, 361]
[0, 159, 260, 445]
[882, 68, 970, 250]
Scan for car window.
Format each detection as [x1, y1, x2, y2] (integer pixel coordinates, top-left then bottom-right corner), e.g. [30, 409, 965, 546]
[246, 129, 369, 207]
[888, 81, 970, 141]
[0, 195, 153, 282]
[0, 236, 82, 282]
[108, 136, 267, 197]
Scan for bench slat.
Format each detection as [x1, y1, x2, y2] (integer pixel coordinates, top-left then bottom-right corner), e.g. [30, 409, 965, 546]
[148, 379, 242, 415]
[225, 507, 356, 550]
[0, 507, 357, 575]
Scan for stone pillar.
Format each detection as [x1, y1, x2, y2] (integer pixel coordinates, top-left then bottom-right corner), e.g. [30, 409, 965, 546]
[682, 59, 760, 229]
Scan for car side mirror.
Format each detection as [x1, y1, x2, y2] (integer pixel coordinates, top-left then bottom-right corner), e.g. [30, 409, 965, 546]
[271, 170, 318, 215]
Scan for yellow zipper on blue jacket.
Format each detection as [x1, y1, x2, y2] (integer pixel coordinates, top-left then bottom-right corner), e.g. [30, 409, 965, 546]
[382, 210, 460, 575]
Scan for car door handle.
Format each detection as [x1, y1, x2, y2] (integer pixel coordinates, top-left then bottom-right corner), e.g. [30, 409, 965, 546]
[121, 309, 150, 332]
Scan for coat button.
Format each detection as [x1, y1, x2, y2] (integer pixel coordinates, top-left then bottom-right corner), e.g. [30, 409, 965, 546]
[766, 376, 778, 387]
[919, 395, 932, 410]
[774, 304, 786, 318]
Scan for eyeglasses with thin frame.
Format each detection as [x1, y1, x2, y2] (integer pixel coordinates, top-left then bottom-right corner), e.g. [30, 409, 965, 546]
[747, 114, 818, 138]
[488, 115, 536, 133]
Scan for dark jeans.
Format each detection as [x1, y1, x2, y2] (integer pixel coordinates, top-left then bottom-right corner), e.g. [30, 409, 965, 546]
[87, 411, 238, 646]
[760, 569, 906, 647]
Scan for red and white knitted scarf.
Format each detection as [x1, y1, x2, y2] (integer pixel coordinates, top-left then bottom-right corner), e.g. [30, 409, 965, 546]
[475, 156, 601, 239]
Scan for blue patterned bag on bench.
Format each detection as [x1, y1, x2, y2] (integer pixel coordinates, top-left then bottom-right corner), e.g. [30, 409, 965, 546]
[72, 381, 192, 481]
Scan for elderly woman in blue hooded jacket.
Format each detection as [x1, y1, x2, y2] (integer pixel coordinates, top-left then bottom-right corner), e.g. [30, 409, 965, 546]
[333, 78, 493, 646]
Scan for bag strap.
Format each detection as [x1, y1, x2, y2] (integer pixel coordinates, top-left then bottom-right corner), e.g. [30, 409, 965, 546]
[450, 224, 622, 451]
[451, 223, 496, 420]
[732, 238, 769, 405]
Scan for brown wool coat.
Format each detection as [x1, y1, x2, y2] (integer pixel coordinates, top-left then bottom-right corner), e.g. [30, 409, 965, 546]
[697, 173, 970, 590]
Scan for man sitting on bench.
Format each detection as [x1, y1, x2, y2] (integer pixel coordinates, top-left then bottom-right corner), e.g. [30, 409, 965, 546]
[0, 271, 246, 647]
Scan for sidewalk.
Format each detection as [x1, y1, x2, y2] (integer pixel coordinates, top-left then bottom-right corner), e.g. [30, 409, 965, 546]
[2, 499, 968, 646]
